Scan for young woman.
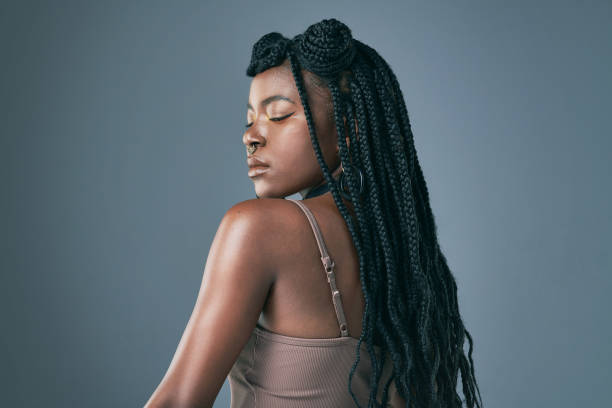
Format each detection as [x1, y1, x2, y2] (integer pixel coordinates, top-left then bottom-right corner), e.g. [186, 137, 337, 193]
[145, 18, 484, 408]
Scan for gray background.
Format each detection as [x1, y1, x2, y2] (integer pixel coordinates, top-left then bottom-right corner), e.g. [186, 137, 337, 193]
[2, 1, 610, 407]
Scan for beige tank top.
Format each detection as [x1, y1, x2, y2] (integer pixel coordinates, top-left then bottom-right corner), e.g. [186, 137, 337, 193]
[227, 198, 406, 407]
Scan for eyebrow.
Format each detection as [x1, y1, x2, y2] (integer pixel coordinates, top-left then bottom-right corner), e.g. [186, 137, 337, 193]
[247, 95, 296, 111]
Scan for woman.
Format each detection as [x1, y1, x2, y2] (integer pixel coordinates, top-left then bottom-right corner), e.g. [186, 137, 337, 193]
[145, 18, 484, 408]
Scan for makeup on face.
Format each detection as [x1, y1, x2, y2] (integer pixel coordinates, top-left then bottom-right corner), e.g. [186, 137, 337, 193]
[246, 94, 298, 128]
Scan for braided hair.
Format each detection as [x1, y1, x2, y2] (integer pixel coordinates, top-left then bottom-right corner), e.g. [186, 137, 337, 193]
[246, 18, 484, 408]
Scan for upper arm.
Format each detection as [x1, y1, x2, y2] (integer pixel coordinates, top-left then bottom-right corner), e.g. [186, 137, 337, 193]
[145, 199, 278, 408]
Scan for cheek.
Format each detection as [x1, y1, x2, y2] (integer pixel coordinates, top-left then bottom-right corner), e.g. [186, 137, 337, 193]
[272, 125, 317, 169]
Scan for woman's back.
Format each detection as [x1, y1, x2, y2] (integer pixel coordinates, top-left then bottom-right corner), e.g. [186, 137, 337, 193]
[255, 195, 363, 340]
[228, 197, 406, 407]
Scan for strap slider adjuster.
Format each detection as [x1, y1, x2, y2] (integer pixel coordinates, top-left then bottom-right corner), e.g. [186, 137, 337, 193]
[321, 255, 335, 272]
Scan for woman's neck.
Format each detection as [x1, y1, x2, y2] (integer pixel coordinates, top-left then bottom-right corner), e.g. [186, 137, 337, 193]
[299, 163, 343, 199]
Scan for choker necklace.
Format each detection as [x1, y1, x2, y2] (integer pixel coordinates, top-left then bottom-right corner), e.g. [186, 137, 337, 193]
[303, 177, 351, 200]
[304, 181, 332, 199]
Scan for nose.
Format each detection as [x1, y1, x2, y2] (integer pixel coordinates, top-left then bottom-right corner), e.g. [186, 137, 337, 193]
[243, 125, 266, 152]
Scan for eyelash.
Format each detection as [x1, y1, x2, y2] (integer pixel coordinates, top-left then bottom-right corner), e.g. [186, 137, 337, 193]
[245, 112, 295, 128]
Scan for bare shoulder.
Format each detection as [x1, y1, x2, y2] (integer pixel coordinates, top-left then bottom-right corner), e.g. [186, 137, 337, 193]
[224, 195, 343, 232]
[223, 197, 302, 229]
[225, 197, 295, 218]
[219, 197, 305, 259]
[218, 198, 290, 247]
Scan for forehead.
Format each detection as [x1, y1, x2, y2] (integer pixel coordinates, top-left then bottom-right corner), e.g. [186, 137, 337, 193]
[249, 66, 296, 99]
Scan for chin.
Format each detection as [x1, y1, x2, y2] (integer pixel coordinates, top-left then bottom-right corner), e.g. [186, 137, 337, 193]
[252, 179, 295, 199]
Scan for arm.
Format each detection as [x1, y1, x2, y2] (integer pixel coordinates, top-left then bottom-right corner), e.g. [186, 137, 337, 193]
[144, 200, 277, 408]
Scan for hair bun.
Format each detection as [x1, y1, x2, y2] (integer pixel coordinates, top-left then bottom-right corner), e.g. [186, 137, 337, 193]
[292, 18, 356, 78]
[246, 32, 291, 77]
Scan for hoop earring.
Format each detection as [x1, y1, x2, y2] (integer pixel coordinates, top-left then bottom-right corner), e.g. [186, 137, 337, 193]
[338, 162, 364, 201]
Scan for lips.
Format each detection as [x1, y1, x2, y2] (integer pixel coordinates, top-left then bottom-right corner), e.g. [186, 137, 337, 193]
[247, 156, 268, 168]
[248, 166, 269, 177]
[247, 156, 269, 178]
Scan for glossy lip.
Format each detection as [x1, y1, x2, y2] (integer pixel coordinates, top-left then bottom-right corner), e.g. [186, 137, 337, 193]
[247, 156, 268, 168]
[247, 155, 269, 178]
[248, 166, 269, 178]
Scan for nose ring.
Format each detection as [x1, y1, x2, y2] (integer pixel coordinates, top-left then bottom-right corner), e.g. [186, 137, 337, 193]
[247, 144, 257, 155]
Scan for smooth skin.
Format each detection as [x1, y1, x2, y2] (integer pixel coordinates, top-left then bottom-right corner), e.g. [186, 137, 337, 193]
[144, 60, 362, 408]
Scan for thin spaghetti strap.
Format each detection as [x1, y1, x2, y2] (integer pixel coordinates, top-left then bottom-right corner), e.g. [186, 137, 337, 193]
[286, 198, 350, 337]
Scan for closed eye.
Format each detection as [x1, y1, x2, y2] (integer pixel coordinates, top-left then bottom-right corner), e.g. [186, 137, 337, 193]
[245, 112, 295, 128]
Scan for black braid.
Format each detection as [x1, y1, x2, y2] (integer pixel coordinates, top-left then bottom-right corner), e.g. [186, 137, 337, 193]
[245, 18, 484, 408]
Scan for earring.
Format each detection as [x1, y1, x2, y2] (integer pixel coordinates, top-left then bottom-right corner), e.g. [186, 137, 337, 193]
[338, 162, 364, 201]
